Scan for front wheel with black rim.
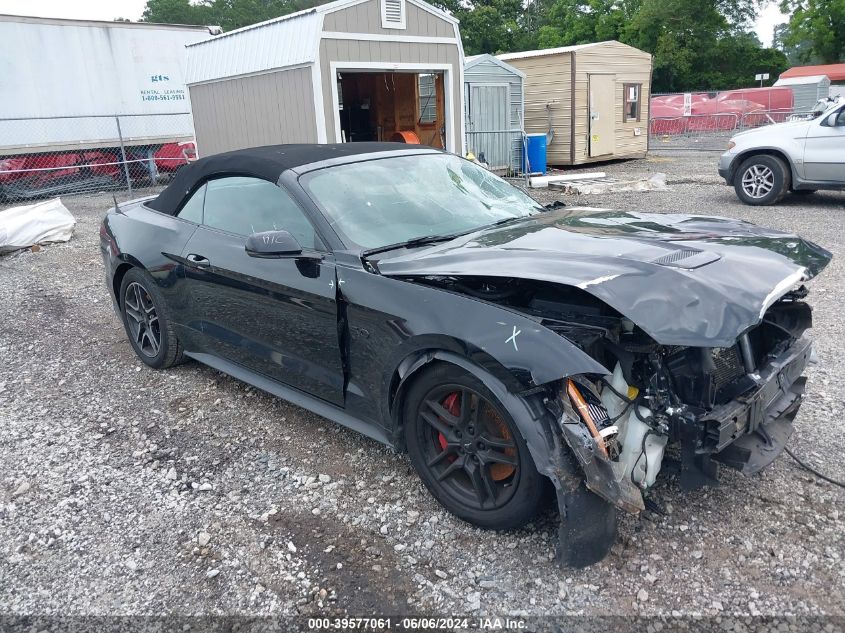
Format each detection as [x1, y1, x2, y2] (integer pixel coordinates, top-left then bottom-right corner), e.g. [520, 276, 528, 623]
[403, 364, 546, 530]
[119, 267, 184, 369]
[733, 154, 790, 206]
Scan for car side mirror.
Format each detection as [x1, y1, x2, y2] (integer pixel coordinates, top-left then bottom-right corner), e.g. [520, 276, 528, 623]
[245, 230, 313, 259]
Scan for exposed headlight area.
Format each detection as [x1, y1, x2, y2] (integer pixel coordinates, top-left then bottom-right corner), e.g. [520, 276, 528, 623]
[556, 287, 815, 516]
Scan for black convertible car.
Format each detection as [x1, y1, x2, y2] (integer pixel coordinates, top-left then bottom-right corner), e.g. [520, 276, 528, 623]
[100, 143, 831, 566]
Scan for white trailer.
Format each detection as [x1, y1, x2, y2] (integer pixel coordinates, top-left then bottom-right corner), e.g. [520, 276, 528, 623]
[0, 15, 215, 154]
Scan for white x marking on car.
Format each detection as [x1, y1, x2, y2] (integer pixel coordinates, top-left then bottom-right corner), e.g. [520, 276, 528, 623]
[506, 326, 521, 351]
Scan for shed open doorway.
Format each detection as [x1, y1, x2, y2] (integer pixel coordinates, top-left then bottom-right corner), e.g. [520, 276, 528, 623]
[336, 71, 446, 149]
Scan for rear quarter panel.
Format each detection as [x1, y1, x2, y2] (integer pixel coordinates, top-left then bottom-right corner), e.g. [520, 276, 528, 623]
[101, 202, 198, 340]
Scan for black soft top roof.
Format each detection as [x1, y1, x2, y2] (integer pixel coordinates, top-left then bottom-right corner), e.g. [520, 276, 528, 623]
[147, 142, 427, 215]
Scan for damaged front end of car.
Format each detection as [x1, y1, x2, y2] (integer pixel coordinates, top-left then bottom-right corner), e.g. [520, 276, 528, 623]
[551, 288, 814, 566]
[396, 274, 819, 567]
[374, 210, 832, 566]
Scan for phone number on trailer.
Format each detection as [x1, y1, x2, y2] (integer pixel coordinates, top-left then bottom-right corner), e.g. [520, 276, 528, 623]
[141, 94, 186, 101]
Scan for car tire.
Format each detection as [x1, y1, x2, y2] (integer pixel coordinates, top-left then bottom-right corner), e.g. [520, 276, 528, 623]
[403, 363, 547, 530]
[119, 267, 184, 369]
[734, 155, 790, 206]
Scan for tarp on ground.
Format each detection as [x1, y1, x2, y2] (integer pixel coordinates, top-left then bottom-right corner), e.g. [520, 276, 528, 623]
[0, 198, 76, 253]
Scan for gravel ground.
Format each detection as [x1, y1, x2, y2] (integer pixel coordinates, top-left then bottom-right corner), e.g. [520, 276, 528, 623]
[1, 152, 844, 621]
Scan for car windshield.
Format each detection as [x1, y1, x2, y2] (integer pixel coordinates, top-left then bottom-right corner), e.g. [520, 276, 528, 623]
[301, 153, 544, 250]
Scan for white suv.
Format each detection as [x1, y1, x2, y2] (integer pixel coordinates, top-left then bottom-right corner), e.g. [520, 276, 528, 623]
[718, 97, 845, 205]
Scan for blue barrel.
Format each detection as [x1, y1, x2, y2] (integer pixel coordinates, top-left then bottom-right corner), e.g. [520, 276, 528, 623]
[522, 133, 547, 175]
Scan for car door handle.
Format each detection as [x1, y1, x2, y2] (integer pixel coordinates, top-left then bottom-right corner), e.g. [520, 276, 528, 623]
[186, 253, 211, 268]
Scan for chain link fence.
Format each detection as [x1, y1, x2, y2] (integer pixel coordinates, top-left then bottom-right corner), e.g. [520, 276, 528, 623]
[647, 90, 819, 151]
[0, 113, 196, 204]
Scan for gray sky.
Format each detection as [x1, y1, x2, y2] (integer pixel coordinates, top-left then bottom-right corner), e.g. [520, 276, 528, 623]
[0, 0, 788, 46]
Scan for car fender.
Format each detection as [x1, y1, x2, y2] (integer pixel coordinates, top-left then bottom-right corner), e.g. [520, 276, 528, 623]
[335, 265, 609, 428]
[392, 349, 624, 568]
[731, 145, 801, 182]
[391, 349, 567, 482]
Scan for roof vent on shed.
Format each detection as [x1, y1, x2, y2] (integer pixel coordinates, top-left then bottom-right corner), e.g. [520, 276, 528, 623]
[381, 0, 406, 29]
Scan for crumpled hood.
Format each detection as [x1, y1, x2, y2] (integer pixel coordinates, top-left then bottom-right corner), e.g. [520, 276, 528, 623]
[375, 209, 832, 347]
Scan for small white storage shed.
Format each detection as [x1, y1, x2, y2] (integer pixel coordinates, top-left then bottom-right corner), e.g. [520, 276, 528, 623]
[185, 0, 465, 156]
[773, 75, 831, 112]
[463, 54, 524, 172]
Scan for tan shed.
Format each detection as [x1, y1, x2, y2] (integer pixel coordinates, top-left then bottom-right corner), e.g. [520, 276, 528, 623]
[498, 41, 652, 166]
[185, 0, 465, 157]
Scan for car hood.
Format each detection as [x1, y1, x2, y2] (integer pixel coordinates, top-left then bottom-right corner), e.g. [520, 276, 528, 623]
[375, 209, 832, 347]
[731, 118, 811, 140]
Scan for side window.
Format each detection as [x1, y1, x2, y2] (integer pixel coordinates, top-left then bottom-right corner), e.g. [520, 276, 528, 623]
[202, 176, 318, 249]
[624, 84, 641, 122]
[177, 184, 206, 223]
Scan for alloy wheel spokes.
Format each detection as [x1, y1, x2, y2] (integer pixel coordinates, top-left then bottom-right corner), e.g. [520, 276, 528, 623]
[124, 287, 143, 324]
[464, 457, 499, 507]
[124, 281, 162, 358]
[742, 165, 774, 198]
[142, 328, 160, 355]
[436, 455, 465, 481]
[420, 388, 519, 510]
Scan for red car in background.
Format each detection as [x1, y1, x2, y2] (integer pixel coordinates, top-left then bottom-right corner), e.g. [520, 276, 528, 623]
[0, 141, 196, 202]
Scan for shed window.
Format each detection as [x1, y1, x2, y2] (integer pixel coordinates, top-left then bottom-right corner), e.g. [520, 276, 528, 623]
[418, 74, 436, 123]
[381, 0, 406, 29]
[624, 84, 641, 122]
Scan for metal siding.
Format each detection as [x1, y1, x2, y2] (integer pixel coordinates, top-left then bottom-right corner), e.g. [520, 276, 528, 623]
[463, 58, 523, 132]
[319, 39, 462, 151]
[572, 42, 650, 164]
[504, 42, 650, 166]
[0, 19, 207, 119]
[0, 19, 207, 152]
[790, 79, 830, 110]
[504, 53, 572, 164]
[189, 67, 317, 156]
[185, 12, 321, 84]
[323, 0, 454, 37]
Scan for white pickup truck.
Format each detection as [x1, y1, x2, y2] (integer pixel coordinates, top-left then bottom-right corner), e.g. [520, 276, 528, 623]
[718, 97, 845, 205]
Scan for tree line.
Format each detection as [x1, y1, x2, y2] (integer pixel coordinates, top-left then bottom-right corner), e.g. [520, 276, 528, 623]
[141, 0, 844, 93]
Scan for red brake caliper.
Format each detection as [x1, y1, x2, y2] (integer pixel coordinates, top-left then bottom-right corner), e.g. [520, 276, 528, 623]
[437, 392, 461, 460]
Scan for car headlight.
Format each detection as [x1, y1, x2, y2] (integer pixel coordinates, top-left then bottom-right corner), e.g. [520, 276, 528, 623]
[727, 140, 736, 150]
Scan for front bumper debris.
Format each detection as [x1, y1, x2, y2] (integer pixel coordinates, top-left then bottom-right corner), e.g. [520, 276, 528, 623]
[677, 333, 813, 488]
[559, 417, 645, 513]
[553, 333, 813, 567]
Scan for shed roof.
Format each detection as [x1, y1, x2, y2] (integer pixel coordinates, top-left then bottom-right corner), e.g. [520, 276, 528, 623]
[780, 63, 845, 82]
[465, 53, 525, 78]
[497, 41, 610, 61]
[185, 9, 322, 84]
[0, 13, 216, 31]
[185, 0, 460, 85]
[773, 74, 831, 86]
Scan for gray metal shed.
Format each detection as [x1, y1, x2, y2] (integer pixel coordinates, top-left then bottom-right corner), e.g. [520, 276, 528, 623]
[773, 75, 831, 112]
[463, 54, 524, 172]
[185, 0, 465, 157]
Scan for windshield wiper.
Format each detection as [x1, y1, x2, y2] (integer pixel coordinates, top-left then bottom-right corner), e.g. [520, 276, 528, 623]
[487, 215, 534, 228]
[485, 211, 546, 230]
[361, 232, 467, 258]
